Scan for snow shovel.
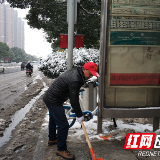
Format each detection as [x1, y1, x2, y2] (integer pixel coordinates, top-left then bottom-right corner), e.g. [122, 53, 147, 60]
[81, 121, 103, 160]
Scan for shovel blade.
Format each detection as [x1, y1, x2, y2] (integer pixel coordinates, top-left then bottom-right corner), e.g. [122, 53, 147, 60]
[90, 148, 103, 160]
[99, 135, 112, 140]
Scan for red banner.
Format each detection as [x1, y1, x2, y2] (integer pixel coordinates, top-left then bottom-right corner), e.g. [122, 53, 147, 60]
[59, 34, 68, 48]
[110, 73, 160, 85]
[75, 35, 85, 48]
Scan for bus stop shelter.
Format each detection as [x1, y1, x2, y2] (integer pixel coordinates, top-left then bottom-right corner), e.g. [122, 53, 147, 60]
[97, 0, 160, 133]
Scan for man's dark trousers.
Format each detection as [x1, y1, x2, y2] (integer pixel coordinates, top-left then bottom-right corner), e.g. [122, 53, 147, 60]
[46, 104, 69, 151]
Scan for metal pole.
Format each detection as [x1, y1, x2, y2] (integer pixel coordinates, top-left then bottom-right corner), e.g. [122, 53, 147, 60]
[153, 117, 159, 132]
[89, 83, 94, 111]
[67, 0, 75, 70]
[97, 0, 108, 134]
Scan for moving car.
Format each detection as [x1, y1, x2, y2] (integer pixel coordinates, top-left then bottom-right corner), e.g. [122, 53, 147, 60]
[0, 64, 4, 73]
[21, 61, 28, 70]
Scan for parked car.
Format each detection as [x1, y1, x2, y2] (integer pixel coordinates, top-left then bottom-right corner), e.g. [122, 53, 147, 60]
[21, 61, 28, 70]
[0, 64, 4, 73]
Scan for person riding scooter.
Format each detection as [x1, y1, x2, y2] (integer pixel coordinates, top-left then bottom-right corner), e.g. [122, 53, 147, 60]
[26, 62, 33, 73]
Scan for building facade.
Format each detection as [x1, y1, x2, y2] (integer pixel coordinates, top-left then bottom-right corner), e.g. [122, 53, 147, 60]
[0, 3, 25, 49]
[14, 10, 18, 47]
[0, 4, 5, 43]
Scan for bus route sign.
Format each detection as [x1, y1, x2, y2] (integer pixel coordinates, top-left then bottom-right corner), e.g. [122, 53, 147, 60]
[110, 31, 160, 45]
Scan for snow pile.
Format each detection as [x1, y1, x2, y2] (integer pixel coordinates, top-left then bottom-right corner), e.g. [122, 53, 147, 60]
[44, 114, 160, 142]
[38, 48, 99, 78]
[69, 116, 157, 142]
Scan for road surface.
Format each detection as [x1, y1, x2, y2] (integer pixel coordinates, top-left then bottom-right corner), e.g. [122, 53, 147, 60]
[0, 64, 41, 110]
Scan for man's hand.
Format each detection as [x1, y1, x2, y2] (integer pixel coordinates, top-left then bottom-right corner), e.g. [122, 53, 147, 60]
[76, 116, 84, 124]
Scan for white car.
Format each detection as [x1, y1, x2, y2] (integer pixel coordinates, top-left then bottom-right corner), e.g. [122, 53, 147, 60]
[0, 64, 4, 73]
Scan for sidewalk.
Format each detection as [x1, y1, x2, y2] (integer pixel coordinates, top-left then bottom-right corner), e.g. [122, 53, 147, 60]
[32, 115, 140, 160]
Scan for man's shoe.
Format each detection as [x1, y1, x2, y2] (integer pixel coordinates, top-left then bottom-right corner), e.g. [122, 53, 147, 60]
[48, 140, 58, 146]
[56, 150, 75, 160]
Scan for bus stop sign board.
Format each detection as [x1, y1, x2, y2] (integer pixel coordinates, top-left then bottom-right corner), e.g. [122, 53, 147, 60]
[110, 31, 160, 45]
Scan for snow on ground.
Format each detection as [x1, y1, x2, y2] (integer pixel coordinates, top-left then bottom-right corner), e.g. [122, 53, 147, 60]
[43, 114, 160, 142]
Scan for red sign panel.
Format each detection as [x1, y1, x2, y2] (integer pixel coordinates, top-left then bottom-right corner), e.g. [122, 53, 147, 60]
[75, 35, 85, 48]
[110, 73, 160, 85]
[59, 34, 84, 49]
[59, 34, 68, 48]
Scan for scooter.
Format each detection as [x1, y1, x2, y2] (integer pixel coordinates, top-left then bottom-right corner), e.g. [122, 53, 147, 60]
[26, 69, 32, 76]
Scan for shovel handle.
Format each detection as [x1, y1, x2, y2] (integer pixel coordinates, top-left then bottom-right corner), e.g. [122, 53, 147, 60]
[81, 121, 92, 149]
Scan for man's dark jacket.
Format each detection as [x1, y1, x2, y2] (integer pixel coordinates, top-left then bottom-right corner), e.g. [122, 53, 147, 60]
[26, 63, 33, 70]
[43, 67, 85, 117]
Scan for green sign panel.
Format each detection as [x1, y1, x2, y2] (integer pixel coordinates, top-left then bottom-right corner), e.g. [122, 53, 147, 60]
[110, 31, 160, 45]
[111, 0, 160, 6]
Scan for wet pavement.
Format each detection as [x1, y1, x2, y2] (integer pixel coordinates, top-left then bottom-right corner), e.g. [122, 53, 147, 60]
[0, 64, 40, 110]
[33, 117, 140, 160]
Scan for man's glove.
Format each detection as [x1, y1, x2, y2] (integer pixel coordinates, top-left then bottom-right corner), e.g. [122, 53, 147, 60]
[76, 116, 84, 124]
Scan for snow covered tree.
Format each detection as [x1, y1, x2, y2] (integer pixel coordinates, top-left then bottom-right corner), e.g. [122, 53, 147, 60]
[38, 48, 99, 78]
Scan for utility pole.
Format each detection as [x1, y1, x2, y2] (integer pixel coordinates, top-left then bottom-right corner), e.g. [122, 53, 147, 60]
[67, 0, 75, 70]
[67, 0, 80, 70]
